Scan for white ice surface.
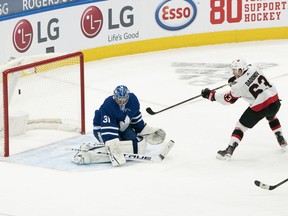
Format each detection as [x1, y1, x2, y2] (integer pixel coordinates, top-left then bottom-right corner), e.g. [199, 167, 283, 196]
[1, 40, 288, 216]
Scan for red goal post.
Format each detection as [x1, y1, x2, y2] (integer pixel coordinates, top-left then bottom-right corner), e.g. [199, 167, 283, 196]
[1, 52, 85, 157]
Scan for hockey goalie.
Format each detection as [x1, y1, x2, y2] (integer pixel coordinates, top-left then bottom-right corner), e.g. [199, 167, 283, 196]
[72, 85, 173, 166]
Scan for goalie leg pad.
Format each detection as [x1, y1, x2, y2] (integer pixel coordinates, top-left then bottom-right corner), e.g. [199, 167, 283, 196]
[72, 143, 93, 165]
[72, 143, 110, 165]
[72, 139, 148, 165]
[137, 137, 147, 154]
[120, 138, 147, 155]
[72, 151, 92, 165]
[89, 149, 110, 163]
[105, 138, 126, 166]
[88, 138, 147, 164]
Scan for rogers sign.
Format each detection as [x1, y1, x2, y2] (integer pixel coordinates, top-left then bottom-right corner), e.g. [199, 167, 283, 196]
[155, 0, 197, 31]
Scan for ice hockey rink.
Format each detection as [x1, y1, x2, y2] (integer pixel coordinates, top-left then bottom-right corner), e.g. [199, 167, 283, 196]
[1, 39, 288, 216]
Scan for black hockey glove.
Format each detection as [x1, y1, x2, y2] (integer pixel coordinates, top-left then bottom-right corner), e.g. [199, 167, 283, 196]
[201, 88, 215, 101]
[228, 76, 236, 86]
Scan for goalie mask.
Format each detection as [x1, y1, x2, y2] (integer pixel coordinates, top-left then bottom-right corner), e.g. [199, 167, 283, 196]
[230, 58, 248, 78]
[113, 85, 130, 110]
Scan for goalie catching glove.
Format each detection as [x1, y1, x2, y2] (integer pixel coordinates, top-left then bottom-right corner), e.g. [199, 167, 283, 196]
[139, 124, 166, 145]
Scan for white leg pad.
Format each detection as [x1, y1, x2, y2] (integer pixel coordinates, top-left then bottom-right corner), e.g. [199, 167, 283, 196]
[72, 143, 93, 165]
[72, 144, 110, 165]
[89, 147, 110, 163]
[73, 139, 148, 165]
[137, 138, 148, 154]
[105, 138, 126, 166]
[120, 138, 147, 154]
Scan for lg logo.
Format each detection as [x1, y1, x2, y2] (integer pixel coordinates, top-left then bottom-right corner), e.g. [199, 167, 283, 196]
[81, 6, 103, 38]
[13, 19, 33, 53]
[108, 6, 134, 29]
[81, 5, 134, 39]
[12, 18, 60, 53]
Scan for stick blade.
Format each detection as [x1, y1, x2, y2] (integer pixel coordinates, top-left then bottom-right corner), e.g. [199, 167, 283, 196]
[146, 107, 156, 115]
[254, 180, 272, 190]
[254, 180, 261, 187]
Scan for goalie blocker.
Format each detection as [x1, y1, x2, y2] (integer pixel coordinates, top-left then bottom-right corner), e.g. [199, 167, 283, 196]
[72, 125, 167, 166]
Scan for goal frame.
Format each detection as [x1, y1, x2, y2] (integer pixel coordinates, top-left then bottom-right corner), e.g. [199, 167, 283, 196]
[2, 52, 85, 157]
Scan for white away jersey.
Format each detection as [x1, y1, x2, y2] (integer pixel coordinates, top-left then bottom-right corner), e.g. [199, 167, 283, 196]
[215, 65, 279, 112]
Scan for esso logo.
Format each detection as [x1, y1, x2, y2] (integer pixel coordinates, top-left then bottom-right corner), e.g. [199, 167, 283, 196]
[156, 0, 197, 31]
[81, 6, 103, 38]
[13, 19, 33, 53]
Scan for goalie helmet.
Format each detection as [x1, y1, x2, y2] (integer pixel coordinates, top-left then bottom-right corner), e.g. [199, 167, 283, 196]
[113, 85, 130, 109]
[230, 58, 248, 78]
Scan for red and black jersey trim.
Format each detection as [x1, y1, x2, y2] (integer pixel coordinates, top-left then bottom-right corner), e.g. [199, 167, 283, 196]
[232, 128, 244, 141]
[224, 92, 239, 104]
[251, 94, 279, 112]
[269, 118, 281, 131]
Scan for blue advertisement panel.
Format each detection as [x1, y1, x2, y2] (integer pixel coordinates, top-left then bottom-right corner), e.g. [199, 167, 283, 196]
[0, 0, 96, 20]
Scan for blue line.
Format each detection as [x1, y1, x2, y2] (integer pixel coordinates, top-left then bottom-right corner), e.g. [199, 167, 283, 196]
[0, 0, 106, 21]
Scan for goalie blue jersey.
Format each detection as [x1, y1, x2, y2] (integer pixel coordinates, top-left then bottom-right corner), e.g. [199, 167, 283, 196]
[93, 93, 145, 143]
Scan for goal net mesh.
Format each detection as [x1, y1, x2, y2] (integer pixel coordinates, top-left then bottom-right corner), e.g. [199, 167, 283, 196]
[0, 52, 85, 157]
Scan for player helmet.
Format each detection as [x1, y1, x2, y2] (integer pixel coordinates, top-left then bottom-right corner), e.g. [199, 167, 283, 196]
[231, 58, 248, 78]
[113, 85, 130, 106]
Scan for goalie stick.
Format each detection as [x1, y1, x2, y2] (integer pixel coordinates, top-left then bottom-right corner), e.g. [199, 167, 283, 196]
[146, 83, 230, 115]
[254, 178, 288, 190]
[65, 140, 175, 163]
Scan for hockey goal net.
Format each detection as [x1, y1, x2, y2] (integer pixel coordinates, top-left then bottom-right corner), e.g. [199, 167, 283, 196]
[0, 52, 85, 157]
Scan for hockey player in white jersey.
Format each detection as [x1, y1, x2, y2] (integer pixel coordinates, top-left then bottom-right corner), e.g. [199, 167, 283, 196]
[201, 58, 287, 160]
[73, 85, 167, 166]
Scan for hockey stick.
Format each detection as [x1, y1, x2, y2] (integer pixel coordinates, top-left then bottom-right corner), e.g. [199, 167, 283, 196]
[254, 178, 288, 190]
[146, 83, 230, 115]
[65, 140, 175, 163]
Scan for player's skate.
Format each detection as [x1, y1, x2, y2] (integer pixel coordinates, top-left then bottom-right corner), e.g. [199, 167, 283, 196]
[216, 142, 238, 160]
[275, 132, 287, 152]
